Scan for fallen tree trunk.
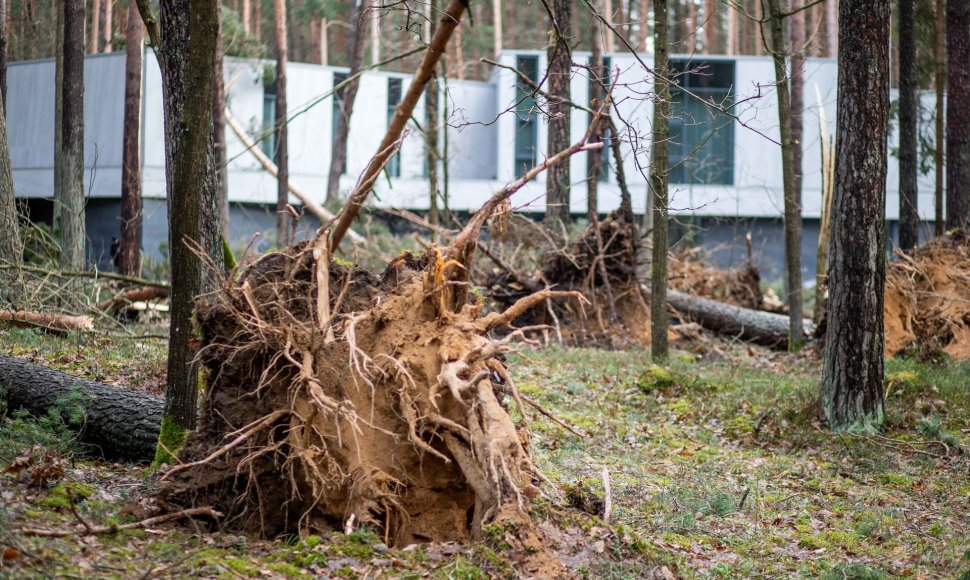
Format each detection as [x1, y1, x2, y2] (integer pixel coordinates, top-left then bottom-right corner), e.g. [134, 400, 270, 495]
[0, 355, 162, 461]
[666, 289, 815, 349]
[0, 310, 94, 332]
[95, 286, 169, 311]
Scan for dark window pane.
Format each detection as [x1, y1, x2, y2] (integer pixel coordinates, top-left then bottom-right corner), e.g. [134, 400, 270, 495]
[386, 78, 403, 178]
[667, 59, 735, 185]
[515, 56, 539, 178]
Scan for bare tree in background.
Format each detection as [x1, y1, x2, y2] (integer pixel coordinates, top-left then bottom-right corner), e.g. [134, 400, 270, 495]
[545, 0, 572, 225]
[945, 0, 970, 229]
[764, 0, 803, 349]
[650, 0, 669, 361]
[274, 0, 290, 245]
[118, 0, 144, 276]
[60, 0, 85, 271]
[821, 0, 890, 432]
[326, 0, 368, 206]
[897, 0, 918, 251]
[0, 96, 19, 265]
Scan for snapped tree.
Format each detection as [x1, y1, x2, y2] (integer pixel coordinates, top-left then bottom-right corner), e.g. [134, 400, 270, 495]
[820, 0, 890, 432]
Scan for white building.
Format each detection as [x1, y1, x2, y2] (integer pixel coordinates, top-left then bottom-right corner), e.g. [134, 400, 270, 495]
[6, 50, 937, 279]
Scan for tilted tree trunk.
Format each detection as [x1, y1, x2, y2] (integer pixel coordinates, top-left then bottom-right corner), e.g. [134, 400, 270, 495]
[650, 0, 669, 361]
[60, 0, 86, 271]
[274, 0, 290, 245]
[945, 0, 970, 229]
[765, 0, 803, 350]
[934, 0, 944, 236]
[0, 97, 19, 265]
[325, 0, 367, 206]
[897, 0, 918, 250]
[118, 0, 143, 277]
[0, 355, 162, 462]
[213, 2, 229, 238]
[821, 0, 889, 432]
[544, 0, 571, 225]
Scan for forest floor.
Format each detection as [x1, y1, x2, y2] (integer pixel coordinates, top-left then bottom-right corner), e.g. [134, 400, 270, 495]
[0, 325, 968, 579]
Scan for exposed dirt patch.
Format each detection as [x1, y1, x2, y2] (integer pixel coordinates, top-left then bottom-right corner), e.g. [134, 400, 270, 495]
[884, 231, 970, 360]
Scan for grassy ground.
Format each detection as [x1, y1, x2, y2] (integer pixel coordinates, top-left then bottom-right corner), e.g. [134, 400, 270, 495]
[1, 326, 968, 578]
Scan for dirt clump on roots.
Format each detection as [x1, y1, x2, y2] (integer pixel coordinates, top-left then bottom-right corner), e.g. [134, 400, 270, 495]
[159, 239, 565, 575]
[485, 211, 763, 348]
[884, 231, 970, 360]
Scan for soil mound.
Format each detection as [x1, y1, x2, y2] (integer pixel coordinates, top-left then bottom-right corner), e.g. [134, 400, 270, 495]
[885, 231, 970, 360]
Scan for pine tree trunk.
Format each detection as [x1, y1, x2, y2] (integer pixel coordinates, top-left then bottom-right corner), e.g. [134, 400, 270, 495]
[587, 1, 604, 220]
[54, 0, 63, 233]
[934, 0, 944, 236]
[638, 0, 649, 50]
[242, 0, 251, 34]
[765, 0, 803, 349]
[426, 0, 440, 228]
[0, 0, 8, 103]
[544, 0, 571, 225]
[945, 0, 970, 229]
[0, 96, 19, 265]
[826, 0, 837, 56]
[726, 0, 736, 54]
[820, 0, 889, 432]
[493, 0, 502, 56]
[897, 0, 918, 250]
[704, 0, 718, 53]
[650, 0, 669, 361]
[274, 0, 289, 245]
[156, 0, 219, 433]
[325, 1, 367, 205]
[91, 0, 101, 52]
[101, 0, 112, 51]
[213, 3, 228, 238]
[60, 0, 85, 271]
[119, 0, 143, 277]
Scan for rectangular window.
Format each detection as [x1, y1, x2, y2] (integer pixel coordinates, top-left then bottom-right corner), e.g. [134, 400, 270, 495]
[667, 59, 735, 185]
[514, 56, 539, 178]
[332, 72, 349, 175]
[386, 78, 403, 178]
[589, 56, 612, 182]
[262, 79, 278, 158]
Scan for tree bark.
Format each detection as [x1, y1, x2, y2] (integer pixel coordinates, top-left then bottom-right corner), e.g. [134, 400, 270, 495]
[426, 0, 440, 229]
[213, 2, 228, 239]
[897, 0, 918, 250]
[667, 290, 813, 349]
[0, 355, 162, 462]
[544, 0, 571, 225]
[765, 0, 803, 350]
[101, 0, 112, 51]
[54, 0, 63, 235]
[274, 0, 289, 246]
[820, 0, 889, 432]
[91, 0, 101, 53]
[60, 0, 86, 271]
[119, 0, 143, 277]
[325, 1, 367, 206]
[945, 0, 970, 230]
[242, 0, 250, 34]
[825, 0, 837, 56]
[493, 0, 502, 56]
[638, 0, 649, 50]
[790, 0, 805, 263]
[934, 0, 944, 236]
[587, 0, 604, 221]
[0, 0, 8, 103]
[0, 96, 19, 265]
[650, 0, 669, 361]
[704, 0, 718, 53]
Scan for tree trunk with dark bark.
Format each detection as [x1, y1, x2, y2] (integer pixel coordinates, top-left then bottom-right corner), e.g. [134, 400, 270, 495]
[325, 0, 367, 206]
[765, 0, 803, 350]
[60, 0, 85, 271]
[934, 0, 944, 236]
[0, 0, 8, 103]
[650, 0, 669, 361]
[587, 0, 604, 221]
[545, 0, 571, 225]
[54, 0, 63, 235]
[897, 0, 918, 250]
[821, 0, 889, 432]
[0, 355, 163, 462]
[274, 0, 289, 245]
[945, 0, 970, 229]
[119, 0, 143, 277]
[667, 290, 813, 349]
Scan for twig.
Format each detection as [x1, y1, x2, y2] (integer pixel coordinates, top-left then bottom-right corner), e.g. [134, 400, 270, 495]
[15, 507, 222, 537]
[492, 383, 585, 438]
[0, 263, 168, 289]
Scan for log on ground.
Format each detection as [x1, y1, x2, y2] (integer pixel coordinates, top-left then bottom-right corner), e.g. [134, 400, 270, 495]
[0, 355, 162, 461]
[666, 289, 816, 349]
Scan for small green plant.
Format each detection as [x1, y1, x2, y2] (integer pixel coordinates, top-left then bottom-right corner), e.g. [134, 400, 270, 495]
[917, 415, 962, 449]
